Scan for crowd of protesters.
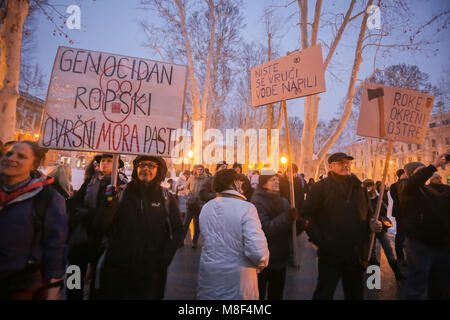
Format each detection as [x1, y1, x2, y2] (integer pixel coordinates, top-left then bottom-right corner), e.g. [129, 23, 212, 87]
[0, 139, 448, 300]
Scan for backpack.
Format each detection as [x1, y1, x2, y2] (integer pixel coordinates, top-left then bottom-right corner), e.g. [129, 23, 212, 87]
[30, 186, 56, 263]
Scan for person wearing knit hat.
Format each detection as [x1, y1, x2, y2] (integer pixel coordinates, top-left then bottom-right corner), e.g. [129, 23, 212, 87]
[404, 161, 425, 178]
[251, 168, 304, 300]
[396, 153, 449, 299]
[97, 155, 184, 299]
[258, 169, 278, 188]
[184, 164, 208, 248]
[428, 172, 450, 195]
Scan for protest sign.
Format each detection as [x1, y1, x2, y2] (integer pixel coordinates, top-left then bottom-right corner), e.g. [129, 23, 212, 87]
[39, 46, 187, 157]
[357, 82, 434, 144]
[250, 44, 326, 107]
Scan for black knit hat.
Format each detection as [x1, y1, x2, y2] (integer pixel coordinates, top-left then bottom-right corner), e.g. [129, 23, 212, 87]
[213, 169, 239, 193]
[94, 154, 124, 168]
[258, 169, 278, 187]
[132, 155, 167, 182]
[404, 162, 425, 177]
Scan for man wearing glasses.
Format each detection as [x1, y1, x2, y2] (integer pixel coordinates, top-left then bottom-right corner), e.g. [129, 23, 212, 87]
[301, 152, 382, 300]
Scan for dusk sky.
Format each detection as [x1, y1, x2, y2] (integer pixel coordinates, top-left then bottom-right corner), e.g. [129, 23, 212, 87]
[29, 0, 450, 122]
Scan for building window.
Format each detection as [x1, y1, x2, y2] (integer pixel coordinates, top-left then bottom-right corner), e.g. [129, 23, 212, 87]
[408, 144, 412, 151]
[417, 144, 421, 149]
[417, 156, 422, 162]
[429, 122, 436, 128]
[431, 139, 436, 147]
[442, 119, 450, 125]
[446, 137, 450, 145]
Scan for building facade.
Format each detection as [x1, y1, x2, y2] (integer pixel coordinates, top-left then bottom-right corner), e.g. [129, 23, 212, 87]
[346, 111, 450, 185]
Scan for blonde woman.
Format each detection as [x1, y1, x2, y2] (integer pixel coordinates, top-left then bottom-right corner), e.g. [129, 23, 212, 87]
[47, 163, 73, 200]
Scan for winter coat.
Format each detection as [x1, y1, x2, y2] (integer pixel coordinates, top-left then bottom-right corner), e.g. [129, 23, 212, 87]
[251, 186, 293, 269]
[0, 174, 68, 293]
[99, 179, 184, 299]
[199, 175, 216, 203]
[301, 172, 373, 268]
[397, 165, 450, 248]
[174, 176, 188, 213]
[68, 173, 127, 251]
[197, 190, 269, 300]
[389, 180, 406, 219]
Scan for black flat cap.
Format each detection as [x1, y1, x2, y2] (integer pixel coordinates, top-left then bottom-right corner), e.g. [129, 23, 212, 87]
[328, 152, 354, 164]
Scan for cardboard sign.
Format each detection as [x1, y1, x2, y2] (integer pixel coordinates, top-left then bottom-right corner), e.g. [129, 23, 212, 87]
[39, 46, 187, 156]
[250, 44, 326, 107]
[357, 82, 434, 144]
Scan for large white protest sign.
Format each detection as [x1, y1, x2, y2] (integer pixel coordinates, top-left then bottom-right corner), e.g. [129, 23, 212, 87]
[357, 82, 434, 144]
[39, 46, 187, 156]
[250, 45, 326, 107]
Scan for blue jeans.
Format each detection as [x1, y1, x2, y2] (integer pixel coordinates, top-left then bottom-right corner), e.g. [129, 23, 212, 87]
[371, 232, 396, 263]
[404, 237, 450, 300]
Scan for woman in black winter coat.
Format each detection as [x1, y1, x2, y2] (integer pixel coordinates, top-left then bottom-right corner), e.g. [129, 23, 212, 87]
[98, 155, 184, 300]
[250, 169, 302, 300]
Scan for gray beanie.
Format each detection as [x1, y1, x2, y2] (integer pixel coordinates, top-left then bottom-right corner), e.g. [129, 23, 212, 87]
[404, 162, 425, 177]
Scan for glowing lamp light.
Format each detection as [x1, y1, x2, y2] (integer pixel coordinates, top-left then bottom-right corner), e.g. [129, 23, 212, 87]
[281, 157, 287, 164]
[188, 150, 194, 158]
[249, 164, 253, 169]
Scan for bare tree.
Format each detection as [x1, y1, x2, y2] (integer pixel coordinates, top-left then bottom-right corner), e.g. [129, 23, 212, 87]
[0, 0, 74, 141]
[139, 0, 243, 144]
[0, 0, 30, 142]
[266, 0, 449, 177]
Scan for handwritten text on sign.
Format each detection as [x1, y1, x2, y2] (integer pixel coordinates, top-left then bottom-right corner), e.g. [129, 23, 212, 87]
[357, 82, 434, 144]
[250, 45, 326, 107]
[39, 46, 187, 156]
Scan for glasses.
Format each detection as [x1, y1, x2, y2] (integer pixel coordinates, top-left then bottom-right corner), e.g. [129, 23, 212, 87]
[137, 162, 158, 169]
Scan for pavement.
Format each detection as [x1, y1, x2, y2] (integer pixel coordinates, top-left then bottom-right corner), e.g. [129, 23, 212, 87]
[164, 230, 403, 300]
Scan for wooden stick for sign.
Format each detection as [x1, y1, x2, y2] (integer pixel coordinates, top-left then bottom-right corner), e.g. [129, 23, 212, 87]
[367, 139, 394, 262]
[282, 100, 300, 270]
[111, 154, 119, 188]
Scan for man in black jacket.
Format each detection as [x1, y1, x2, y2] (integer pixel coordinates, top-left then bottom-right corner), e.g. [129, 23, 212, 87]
[389, 169, 408, 264]
[397, 155, 450, 300]
[302, 152, 382, 300]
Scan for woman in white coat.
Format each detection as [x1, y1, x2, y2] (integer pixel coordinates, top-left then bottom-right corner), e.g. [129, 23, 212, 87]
[197, 169, 269, 300]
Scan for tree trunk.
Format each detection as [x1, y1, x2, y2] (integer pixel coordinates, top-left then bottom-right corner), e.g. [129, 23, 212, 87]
[314, 0, 374, 172]
[0, 0, 29, 142]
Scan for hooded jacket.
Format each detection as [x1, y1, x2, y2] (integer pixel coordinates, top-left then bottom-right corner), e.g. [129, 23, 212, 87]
[98, 156, 184, 298]
[302, 172, 373, 268]
[197, 189, 269, 300]
[0, 174, 68, 281]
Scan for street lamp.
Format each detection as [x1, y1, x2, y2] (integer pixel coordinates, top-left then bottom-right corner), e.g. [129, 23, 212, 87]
[281, 156, 287, 172]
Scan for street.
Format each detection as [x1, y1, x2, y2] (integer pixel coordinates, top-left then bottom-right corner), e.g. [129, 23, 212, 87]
[165, 230, 402, 300]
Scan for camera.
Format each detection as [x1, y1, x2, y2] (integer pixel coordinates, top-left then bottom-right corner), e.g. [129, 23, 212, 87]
[446, 154, 450, 162]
